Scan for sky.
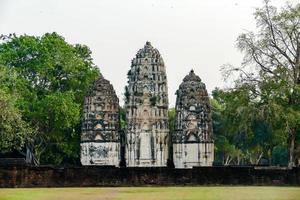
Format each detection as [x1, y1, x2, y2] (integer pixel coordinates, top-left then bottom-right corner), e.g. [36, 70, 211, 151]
[0, 0, 296, 106]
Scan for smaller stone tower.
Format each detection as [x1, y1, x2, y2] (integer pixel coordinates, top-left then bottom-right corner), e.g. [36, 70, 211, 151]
[173, 70, 214, 168]
[81, 75, 120, 166]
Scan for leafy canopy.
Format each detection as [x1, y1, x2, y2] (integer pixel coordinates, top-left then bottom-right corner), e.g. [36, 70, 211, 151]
[0, 32, 99, 165]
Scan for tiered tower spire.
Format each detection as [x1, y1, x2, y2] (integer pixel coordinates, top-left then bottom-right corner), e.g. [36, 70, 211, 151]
[173, 70, 214, 168]
[125, 42, 169, 167]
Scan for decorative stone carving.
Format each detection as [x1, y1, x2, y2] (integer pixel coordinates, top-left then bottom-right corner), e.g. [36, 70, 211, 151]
[81, 75, 120, 166]
[125, 41, 169, 167]
[173, 70, 214, 168]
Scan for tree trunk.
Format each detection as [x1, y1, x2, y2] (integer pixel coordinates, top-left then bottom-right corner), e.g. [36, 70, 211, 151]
[288, 128, 296, 168]
[256, 152, 263, 165]
[224, 155, 232, 166]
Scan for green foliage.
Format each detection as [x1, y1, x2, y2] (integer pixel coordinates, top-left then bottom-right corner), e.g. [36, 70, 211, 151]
[0, 32, 99, 165]
[214, 135, 243, 165]
[0, 89, 35, 153]
[167, 107, 176, 166]
[0, 65, 35, 153]
[119, 106, 126, 129]
[272, 145, 288, 166]
[168, 108, 176, 135]
[219, 1, 300, 166]
[238, 1, 300, 166]
[212, 87, 288, 166]
[35, 92, 80, 131]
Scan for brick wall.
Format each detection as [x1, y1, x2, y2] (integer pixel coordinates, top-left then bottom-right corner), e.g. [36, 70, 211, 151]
[0, 166, 299, 187]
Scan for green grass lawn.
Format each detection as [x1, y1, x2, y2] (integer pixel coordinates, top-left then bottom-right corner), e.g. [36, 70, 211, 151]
[0, 187, 300, 200]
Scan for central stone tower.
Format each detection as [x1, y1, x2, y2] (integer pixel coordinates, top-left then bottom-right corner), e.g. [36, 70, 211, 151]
[125, 42, 169, 167]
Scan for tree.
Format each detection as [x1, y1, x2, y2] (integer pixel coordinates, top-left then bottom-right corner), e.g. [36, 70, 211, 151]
[168, 108, 176, 168]
[168, 108, 176, 136]
[0, 32, 100, 165]
[119, 106, 126, 129]
[0, 65, 35, 155]
[0, 89, 35, 154]
[222, 0, 300, 167]
[272, 145, 288, 166]
[212, 87, 287, 166]
[31, 91, 80, 164]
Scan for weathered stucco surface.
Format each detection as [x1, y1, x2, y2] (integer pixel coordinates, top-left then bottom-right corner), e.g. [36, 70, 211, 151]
[81, 76, 120, 166]
[173, 70, 214, 168]
[81, 142, 119, 166]
[80, 43, 214, 168]
[125, 42, 169, 167]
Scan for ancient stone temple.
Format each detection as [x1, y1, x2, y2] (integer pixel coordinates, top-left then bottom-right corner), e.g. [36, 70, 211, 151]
[173, 70, 214, 168]
[125, 42, 169, 167]
[81, 75, 120, 166]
